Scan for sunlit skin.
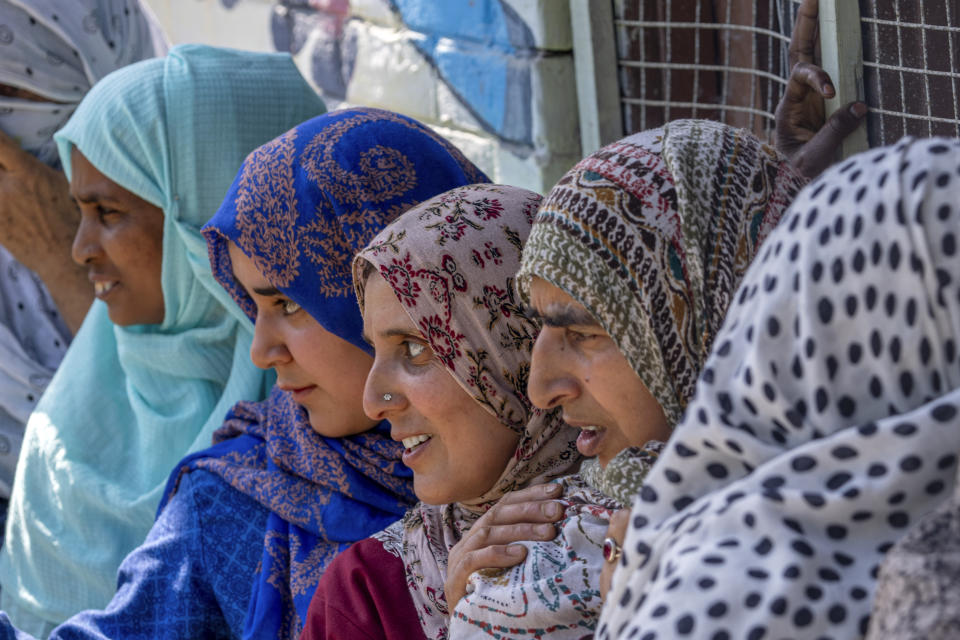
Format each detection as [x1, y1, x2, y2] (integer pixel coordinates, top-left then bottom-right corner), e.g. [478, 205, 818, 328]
[527, 276, 671, 468]
[228, 243, 378, 437]
[361, 270, 520, 505]
[70, 148, 165, 326]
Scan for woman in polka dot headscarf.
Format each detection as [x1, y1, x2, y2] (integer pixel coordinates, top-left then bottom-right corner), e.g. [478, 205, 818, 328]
[598, 137, 960, 639]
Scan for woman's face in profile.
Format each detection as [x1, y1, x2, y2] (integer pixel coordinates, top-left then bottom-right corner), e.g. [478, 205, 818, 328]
[228, 242, 378, 438]
[361, 270, 520, 505]
[69, 148, 165, 326]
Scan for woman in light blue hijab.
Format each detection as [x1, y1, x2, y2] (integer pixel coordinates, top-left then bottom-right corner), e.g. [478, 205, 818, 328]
[0, 44, 326, 635]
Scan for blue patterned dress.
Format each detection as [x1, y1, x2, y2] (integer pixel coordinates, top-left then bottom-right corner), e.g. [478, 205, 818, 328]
[0, 468, 265, 639]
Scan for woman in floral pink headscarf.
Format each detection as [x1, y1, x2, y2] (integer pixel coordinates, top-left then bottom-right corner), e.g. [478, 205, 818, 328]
[301, 184, 583, 640]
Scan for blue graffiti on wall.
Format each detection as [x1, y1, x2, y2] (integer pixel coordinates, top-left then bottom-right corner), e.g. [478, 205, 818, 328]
[272, 0, 535, 146]
[389, 0, 534, 145]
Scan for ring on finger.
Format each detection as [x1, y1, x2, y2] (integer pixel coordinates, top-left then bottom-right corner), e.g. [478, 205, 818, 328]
[602, 536, 622, 564]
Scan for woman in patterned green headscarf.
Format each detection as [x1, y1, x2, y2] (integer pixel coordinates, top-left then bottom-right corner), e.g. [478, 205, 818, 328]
[445, 119, 807, 639]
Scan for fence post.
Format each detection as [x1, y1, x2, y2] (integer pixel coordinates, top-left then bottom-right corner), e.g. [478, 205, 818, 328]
[818, 0, 870, 157]
[570, 0, 624, 155]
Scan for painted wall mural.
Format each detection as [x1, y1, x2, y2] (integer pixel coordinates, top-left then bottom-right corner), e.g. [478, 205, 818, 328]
[388, 0, 534, 145]
[271, 0, 540, 146]
[207, 0, 579, 192]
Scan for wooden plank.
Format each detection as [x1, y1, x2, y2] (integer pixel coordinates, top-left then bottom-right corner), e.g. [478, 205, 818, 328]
[818, 0, 870, 156]
[570, 0, 624, 155]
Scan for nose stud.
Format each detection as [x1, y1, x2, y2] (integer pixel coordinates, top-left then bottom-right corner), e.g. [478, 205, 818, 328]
[383, 393, 393, 402]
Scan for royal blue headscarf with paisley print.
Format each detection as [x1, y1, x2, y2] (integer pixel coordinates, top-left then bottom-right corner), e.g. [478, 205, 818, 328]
[160, 107, 489, 640]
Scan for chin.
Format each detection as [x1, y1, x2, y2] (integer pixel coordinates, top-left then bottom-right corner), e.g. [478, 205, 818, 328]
[106, 310, 140, 326]
[413, 479, 456, 506]
[107, 306, 164, 327]
[306, 414, 326, 436]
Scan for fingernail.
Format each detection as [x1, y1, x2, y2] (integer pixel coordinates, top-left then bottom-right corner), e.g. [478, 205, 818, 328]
[850, 102, 867, 117]
[536, 523, 554, 536]
[544, 502, 562, 518]
[544, 484, 561, 495]
[508, 545, 525, 556]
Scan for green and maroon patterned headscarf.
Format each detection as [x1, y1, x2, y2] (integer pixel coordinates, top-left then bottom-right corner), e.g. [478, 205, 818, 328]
[518, 119, 806, 425]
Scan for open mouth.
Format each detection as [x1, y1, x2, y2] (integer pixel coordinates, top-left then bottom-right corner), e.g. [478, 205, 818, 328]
[576, 425, 606, 458]
[94, 281, 118, 297]
[401, 434, 432, 451]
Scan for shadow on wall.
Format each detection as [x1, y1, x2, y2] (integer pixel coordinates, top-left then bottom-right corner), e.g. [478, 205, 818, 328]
[269, 0, 535, 146]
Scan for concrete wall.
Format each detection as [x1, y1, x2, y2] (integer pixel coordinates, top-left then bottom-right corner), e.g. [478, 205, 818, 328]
[144, 0, 275, 52]
[142, 0, 581, 193]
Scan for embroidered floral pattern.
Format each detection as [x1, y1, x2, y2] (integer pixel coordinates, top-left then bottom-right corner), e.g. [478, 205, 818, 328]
[234, 129, 301, 288]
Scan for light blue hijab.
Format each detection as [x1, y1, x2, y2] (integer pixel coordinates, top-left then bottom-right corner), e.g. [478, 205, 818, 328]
[0, 44, 326, 633]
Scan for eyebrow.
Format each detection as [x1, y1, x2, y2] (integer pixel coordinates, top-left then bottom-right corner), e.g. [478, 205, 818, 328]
[226, 268, 278, 299]
[536, 304, 600, 328]
[71, 192, 124, 206]
[361, 327, 426, 346]
[252, 286, 281, 296]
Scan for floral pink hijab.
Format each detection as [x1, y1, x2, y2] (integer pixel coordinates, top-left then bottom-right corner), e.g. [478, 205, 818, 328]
[353, 184, 580, 638]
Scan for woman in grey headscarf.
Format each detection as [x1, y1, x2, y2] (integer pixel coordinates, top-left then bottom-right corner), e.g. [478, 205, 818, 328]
[0, 0, 166, 543]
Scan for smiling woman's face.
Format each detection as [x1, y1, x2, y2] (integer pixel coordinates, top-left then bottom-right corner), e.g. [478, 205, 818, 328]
[361, 270, 520, 505]
[70, 148, 165, 326]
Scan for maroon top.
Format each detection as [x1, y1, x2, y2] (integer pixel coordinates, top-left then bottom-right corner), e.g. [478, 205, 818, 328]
[300, 538, 427, 640]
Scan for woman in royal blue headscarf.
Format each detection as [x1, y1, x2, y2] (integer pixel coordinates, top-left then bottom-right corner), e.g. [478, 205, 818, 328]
[0, 107, 489, 639]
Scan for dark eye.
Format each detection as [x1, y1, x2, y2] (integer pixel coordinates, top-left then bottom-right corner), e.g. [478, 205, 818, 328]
[97, 206, 121, 222]
[567, 328, 597, 344]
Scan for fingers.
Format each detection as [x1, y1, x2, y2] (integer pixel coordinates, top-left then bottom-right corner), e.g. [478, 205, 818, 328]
[444, 543, 529, 610]
[782, 62, 835, 104]
[600, 509, 630, 600]
[496, 482, 562, 506]
[795, 101, 867, 179]
[455, 543, 529, 573]
[472, 483, 564, 529]
[607, 508, 630, 541]
[480, 498, 564, 529]
[789, 0, 820, 67]
[465, 522, 558, 550]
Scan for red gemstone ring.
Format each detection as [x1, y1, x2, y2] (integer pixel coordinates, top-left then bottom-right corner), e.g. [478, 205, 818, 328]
[602, 536, 622, 564]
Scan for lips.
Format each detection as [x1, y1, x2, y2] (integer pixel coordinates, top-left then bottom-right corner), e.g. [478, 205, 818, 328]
[396, 432, 433, 466]
[572, 424, 606, 458]
[278, 383, 317, 402]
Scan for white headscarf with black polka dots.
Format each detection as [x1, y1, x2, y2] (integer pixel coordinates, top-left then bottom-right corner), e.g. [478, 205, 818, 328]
[598, 136, 960, 640]
[0, 0, 166, 164]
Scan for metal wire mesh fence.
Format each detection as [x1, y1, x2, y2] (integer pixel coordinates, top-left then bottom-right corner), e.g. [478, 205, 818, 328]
[860, 1, 960, 145]
[612, 0, 960, 148]
[613, 0, 800, 141]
